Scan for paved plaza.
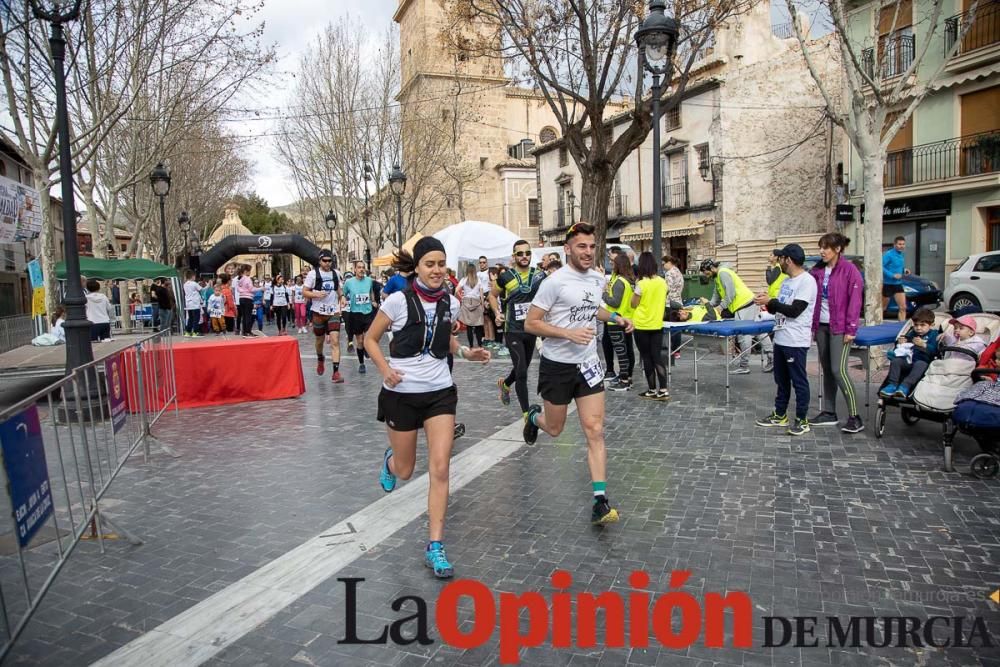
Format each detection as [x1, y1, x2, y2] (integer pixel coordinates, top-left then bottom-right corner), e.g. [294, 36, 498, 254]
[3, 335, 1000, 666]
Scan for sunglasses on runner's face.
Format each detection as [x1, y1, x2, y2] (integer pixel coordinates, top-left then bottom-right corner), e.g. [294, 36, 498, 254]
[514, 251, 531, 257]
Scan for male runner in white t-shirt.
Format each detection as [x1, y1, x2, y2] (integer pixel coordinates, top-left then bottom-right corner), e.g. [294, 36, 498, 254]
[522, 222, 634, 526]
[303, 250, 346, 382]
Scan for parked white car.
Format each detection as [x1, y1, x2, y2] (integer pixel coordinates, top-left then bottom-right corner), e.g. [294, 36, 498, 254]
[944, 250, 1000, 313]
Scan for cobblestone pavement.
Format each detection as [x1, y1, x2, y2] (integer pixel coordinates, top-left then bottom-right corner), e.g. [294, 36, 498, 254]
[3, 332, 999, 666]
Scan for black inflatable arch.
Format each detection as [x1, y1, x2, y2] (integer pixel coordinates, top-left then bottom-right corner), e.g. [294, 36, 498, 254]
[198, 234, 324, 276]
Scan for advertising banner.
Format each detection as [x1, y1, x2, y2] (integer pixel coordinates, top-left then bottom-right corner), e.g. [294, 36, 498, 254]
[0, 405, 54, 548]
[0, 175, 42, 243]
[105, 353, 127, 434]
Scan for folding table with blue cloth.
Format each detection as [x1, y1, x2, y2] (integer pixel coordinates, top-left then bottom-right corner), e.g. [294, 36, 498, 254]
[663, 318, 775, 402]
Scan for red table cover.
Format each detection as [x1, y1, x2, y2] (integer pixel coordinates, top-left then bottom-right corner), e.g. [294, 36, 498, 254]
[126, 336, 305, 410]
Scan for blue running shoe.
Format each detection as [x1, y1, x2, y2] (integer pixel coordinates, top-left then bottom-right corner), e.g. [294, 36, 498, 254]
[425, 541, 453, 578]
[893, 385, 911, 399]
[879, 383, 897, 398]
[379, 447, 396, 493]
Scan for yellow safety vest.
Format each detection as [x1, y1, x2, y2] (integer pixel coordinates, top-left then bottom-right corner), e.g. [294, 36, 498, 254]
[633, 276, 667, 330]
[767, 272, 788, 300]
[604, 274, 635, 320]
[714, 267, 754, 312]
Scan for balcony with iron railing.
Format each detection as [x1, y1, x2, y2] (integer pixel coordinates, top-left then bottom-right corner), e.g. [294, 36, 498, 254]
[862, 34, 916, 81]
[945, 1, 1000, 58]
[884, 129, 1000, 188]
[661, 178, 689, 210]
[771, 22, 795, 40]
[608, 193, 629, 219]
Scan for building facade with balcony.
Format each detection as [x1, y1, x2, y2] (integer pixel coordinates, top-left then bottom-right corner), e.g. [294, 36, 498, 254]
[845, 0, 1000, 286]
[534, 2, 840, 271]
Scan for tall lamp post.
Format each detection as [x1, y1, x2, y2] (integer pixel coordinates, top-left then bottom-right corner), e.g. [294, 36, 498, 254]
[149, 162, 171, 264]
[389, 164, 407, 249]
[568, 192, 577, 226]
[635, 0, 679, 263]
[29, 0, 92, 375]
[177, 211, 191, 269]
[362, 161, 373, 265]
[325, 210, 338, 269]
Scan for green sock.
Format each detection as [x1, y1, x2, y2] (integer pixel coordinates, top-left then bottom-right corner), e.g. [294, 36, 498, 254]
[593, 481, 607, 498]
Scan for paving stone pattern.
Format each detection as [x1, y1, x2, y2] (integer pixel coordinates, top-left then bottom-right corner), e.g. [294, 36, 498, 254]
[3, 334, 999, 666]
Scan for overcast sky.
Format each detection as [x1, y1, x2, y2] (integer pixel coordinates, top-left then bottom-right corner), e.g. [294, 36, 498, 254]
[234, 0, 397, 207]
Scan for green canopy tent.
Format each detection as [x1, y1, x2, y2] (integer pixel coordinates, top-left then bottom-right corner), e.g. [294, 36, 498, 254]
[55, 257, 178, 280]
[55, 257, 181, 333]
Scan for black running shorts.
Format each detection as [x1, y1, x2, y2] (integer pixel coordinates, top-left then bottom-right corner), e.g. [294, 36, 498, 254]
[882, 284, 904, 297]
[346, 311, 374, 338]
[377, 385, 458, 431]
[537, 356, 604, 406]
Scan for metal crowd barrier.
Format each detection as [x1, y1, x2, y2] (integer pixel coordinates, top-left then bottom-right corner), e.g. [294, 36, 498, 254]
[0, 329, 179, 661]
[0, 316, 36, 355]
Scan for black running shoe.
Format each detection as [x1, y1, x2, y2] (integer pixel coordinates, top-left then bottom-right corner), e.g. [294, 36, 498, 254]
[523, 404, 541, 445]
[591, 496, 620, 525]
[841, 415, 864, 433]
[453, 423, 465, 439]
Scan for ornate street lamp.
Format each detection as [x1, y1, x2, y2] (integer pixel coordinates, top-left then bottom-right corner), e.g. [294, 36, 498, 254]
[149, 162, 171, 265]
[324, 209, 338, 269]
[635, 0, 679, 262]
[389, 164, 407, 249]
[29, 0, 92, 375]
[177, 210, 191, 268]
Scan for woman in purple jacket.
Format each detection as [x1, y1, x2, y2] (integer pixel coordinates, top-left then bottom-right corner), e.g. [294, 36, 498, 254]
[811, 232, 865, 433]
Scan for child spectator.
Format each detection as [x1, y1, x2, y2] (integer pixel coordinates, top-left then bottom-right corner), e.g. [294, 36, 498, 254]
[881, 307, 939, 399]
[207, 285, 226, 335]
[50, 306, 66, 342]
[939, 314, 987, 360]
[182, 269, 203, 337]
[220, 274, 237, 334]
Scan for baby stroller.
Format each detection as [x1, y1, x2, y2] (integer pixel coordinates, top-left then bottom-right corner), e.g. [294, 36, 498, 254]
[952, 338, 1000, 478]
[874, 313, 1000, 473]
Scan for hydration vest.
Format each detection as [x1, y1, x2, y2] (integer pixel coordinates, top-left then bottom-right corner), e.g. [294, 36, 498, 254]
[388, 289, 453, 359]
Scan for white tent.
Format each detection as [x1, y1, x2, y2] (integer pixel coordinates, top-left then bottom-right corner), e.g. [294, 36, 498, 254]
[433, 221, 521, 270]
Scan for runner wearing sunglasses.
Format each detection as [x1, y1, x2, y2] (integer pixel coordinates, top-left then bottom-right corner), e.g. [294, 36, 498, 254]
[489, 239, 547, 418]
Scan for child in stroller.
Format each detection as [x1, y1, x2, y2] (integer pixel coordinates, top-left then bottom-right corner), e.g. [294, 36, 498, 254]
[880, 307, 939, 400]
[952, 338, 1000, 478]
[874, 313, 1000, 471]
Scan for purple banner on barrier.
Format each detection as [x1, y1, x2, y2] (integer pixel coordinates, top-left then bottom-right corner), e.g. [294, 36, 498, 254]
[0, 406, 53, 547]
[105, 354, 127, 434]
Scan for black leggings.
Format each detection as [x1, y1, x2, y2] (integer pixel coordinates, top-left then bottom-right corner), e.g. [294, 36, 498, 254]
[634, 329, 666, 391]
[465, 325, 484, 347]
[504, 332, 537, 412]
[606, 324, 634, 380]
[238, 298, 254, 335]
[274, 305, 289, 331]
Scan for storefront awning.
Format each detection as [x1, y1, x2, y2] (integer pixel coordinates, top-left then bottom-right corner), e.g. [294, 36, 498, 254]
[619, 217, 707, 242]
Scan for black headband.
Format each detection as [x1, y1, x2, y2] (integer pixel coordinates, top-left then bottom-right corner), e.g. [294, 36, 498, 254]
[413, 237, 446, 264]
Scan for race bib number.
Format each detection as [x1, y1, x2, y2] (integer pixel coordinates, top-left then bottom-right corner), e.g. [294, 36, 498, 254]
[579, 358, 605, 388]
[209, 308, 223, 318]
[354, 293, 371, 306]
[314, 302, 338, 315]
[513, 302, 531, 321]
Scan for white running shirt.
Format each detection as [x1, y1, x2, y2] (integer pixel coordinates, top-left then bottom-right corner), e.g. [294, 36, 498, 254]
[380, 291, 459, 394]
[304, 269, 341, 315]
[531, 265, 605, 364]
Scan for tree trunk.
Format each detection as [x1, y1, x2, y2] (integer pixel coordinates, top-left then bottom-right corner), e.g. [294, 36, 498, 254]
[35, 168, 60, 318]
[580, 171, 613, 261]
[861, 154, 886, 327]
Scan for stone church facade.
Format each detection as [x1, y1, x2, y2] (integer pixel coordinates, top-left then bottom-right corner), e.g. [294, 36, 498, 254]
[394, 0, 562, 243]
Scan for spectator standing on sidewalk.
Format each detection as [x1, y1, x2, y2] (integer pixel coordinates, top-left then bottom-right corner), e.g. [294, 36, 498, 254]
[602, 253, 636, 391]
[152, 277, 175, 334]
[85, 279, 115, 341]
[810, 233, 865, 434]
[662, 255, 685, 363]
[220, 274, 237, 333]
[182, 270, 203, 337]
[630, 252, 669, 400]
[754, 244, 817, 436]
[881, 236, 910, 322]
[237, 266, 255, 337]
